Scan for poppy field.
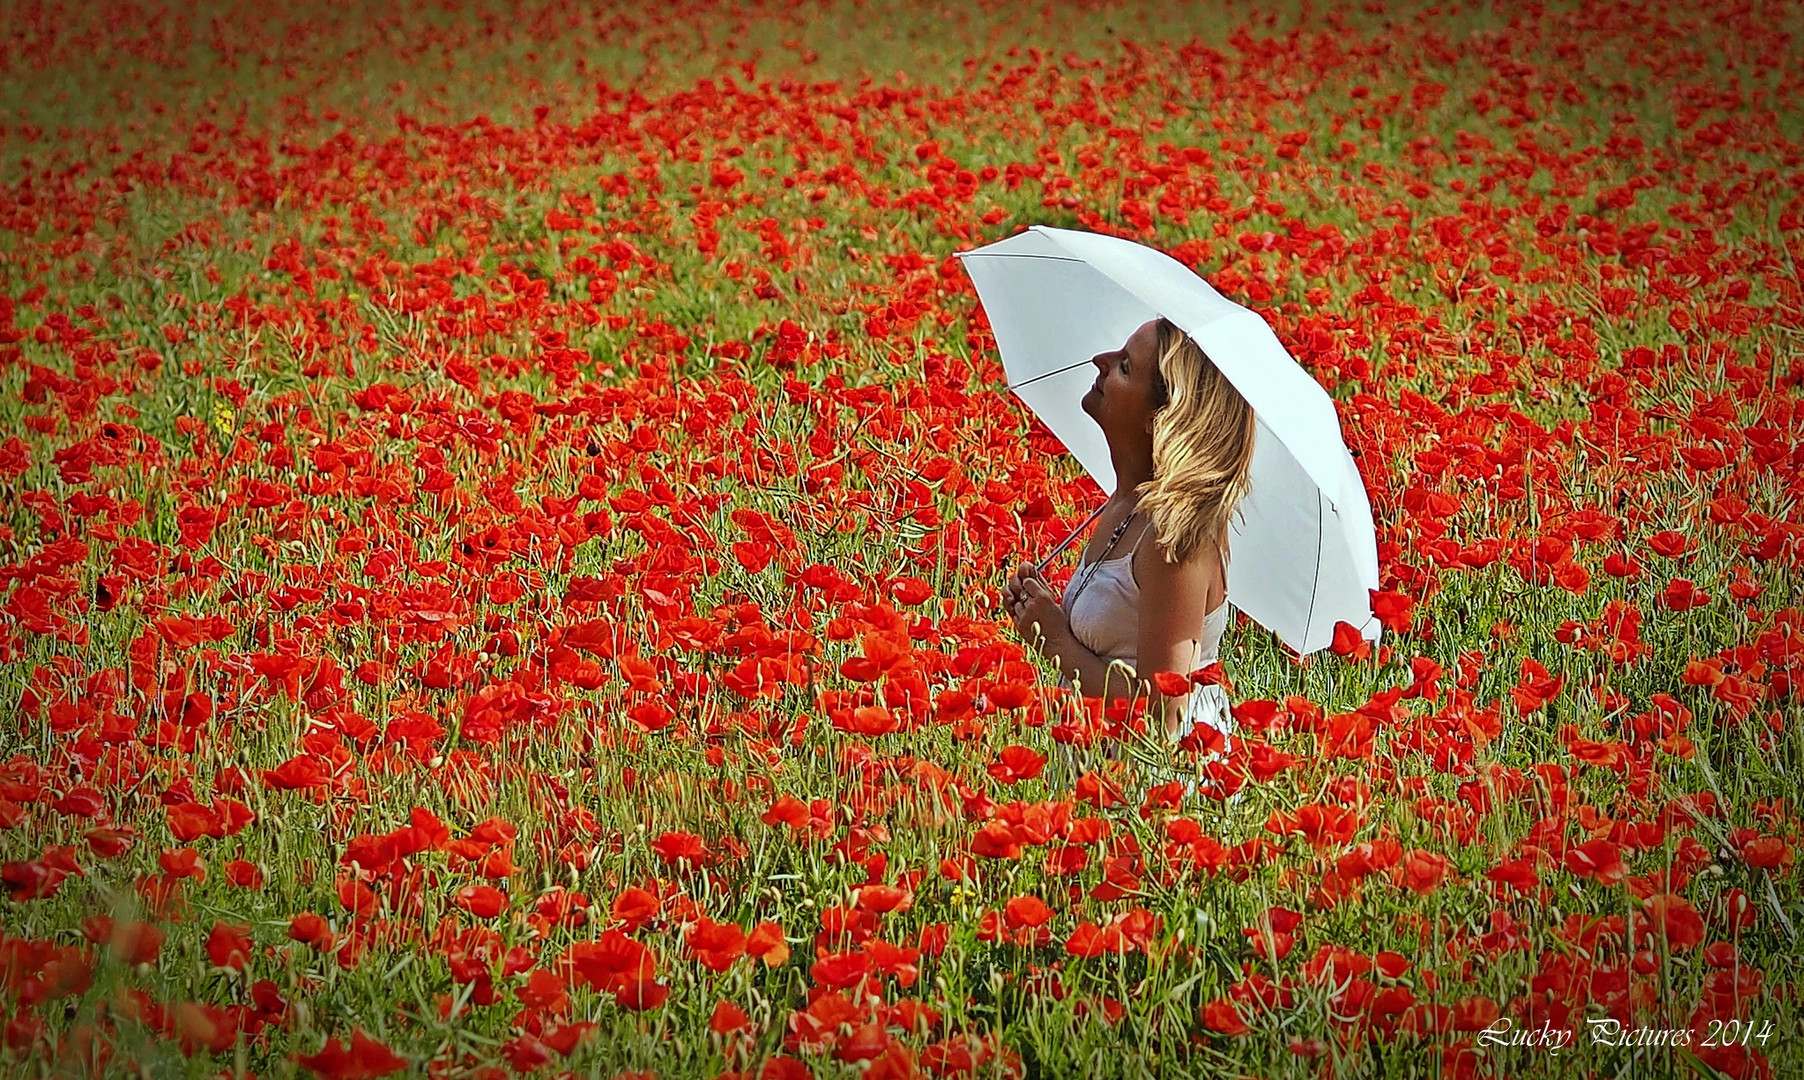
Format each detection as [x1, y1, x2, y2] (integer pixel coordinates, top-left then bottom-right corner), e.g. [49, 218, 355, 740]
[1, 0, 1801, 1077]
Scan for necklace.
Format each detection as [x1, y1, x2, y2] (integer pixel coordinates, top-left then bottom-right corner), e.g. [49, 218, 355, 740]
[1065, 500, 1142, 612]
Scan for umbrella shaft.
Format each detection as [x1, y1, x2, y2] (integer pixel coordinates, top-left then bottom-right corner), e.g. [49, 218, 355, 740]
[1035, 501, 1108, 575]
[1008, 356, 1095, 391]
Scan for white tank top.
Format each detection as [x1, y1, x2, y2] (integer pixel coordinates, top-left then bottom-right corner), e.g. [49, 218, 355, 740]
[1058, 522, 1235, 746]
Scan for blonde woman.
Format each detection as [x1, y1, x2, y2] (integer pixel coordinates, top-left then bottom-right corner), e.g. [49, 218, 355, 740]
[1003, 316, 1256, 750]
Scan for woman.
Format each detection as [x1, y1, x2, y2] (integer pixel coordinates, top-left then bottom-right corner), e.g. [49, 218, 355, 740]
[1003, 316, 1256, 751]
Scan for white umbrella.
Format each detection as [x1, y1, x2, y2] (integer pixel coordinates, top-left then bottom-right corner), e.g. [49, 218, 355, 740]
[955, 224, 1382, 657]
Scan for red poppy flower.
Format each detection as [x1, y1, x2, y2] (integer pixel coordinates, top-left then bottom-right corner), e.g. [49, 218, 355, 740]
[854, 885, 912, 914]
[1511, 658, 1564, 713]
[746, 921, 790, 967]
[1641, 893, 1705, 951]
[1151, 670, 1191, 696]
[1064, 921, 1126, 958]
[710, 999, 752, 1034]
[453, 884, 508, 919]
[686, 915, 748, 972]
[1003, 896, 1054, 930]
[760, 794, 811, 828]
[292, 1028, 408, 1080]
[1741, 836, 1793, 872]
[1200, 999, 1251, 1035]
[611, 888, 661, 932]
[223, 860, 264, 889]
[516, 968, 568, 1012]
[567, 929, 668, 1010]
[1564, 839, 1627, 885]
[112, 920, 164, 966]
[1330, 621, 1372, 660]
[1647, 530, 1693, 557]
[889, 577, 932, 605]
[1661, 577, 1711, 611]
[1485, 858, 1540, 893]
[650, 831, 710, 867]
[1073, 771, 1124, 808]
[173, 1001, 240, 1056]
[206, 921, 254, 971]
[262, 755, 332, 791]
[1394, 849, 1453, 895]
[1369, 589, 1415, 632]
[971, 821, 1023, 861]
[987, 745, 1047, 784]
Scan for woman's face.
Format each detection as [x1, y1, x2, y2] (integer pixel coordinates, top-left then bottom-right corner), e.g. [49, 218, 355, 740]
[1081, 318, 1162, 442]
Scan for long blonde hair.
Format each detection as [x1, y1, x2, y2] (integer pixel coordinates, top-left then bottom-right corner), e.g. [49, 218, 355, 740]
[1135, 317, 1257, 568]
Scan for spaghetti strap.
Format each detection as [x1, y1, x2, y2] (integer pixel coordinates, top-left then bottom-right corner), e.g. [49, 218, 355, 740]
[1206, 543, 1229, 617]
[1115, 516, 1152, 591]
[1128, 517, 1153, 555]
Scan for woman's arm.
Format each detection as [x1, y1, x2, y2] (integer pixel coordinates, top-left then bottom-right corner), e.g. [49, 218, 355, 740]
[1134, 540, 1217, 741]
[1039, 625, 1146, 705]
[1007, 563, 1156, 710]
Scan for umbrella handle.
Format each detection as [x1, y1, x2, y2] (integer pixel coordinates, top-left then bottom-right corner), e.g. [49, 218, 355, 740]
[1033, 501, 1108, 576]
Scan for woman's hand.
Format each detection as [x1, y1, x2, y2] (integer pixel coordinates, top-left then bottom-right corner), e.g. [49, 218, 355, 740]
[1005, 561, 1067, 646]
[1003, 560, 1039, 619]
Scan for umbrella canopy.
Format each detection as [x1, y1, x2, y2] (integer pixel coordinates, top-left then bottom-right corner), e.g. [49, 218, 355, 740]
[955, 224, 1382, 656]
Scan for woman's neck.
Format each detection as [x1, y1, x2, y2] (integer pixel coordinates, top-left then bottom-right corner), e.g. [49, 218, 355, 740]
[1111, 452, 1155, 503]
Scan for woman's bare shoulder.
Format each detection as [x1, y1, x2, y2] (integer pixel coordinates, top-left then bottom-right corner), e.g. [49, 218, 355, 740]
[1131, 532, 1216, 592]
[1132, 535, 1218, 639]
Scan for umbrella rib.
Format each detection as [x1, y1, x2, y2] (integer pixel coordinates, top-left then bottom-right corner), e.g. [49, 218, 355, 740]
[1302, 493, 1323, 652]
[954, 252, 1086, 262]
[1007, 357, 1094, 391]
